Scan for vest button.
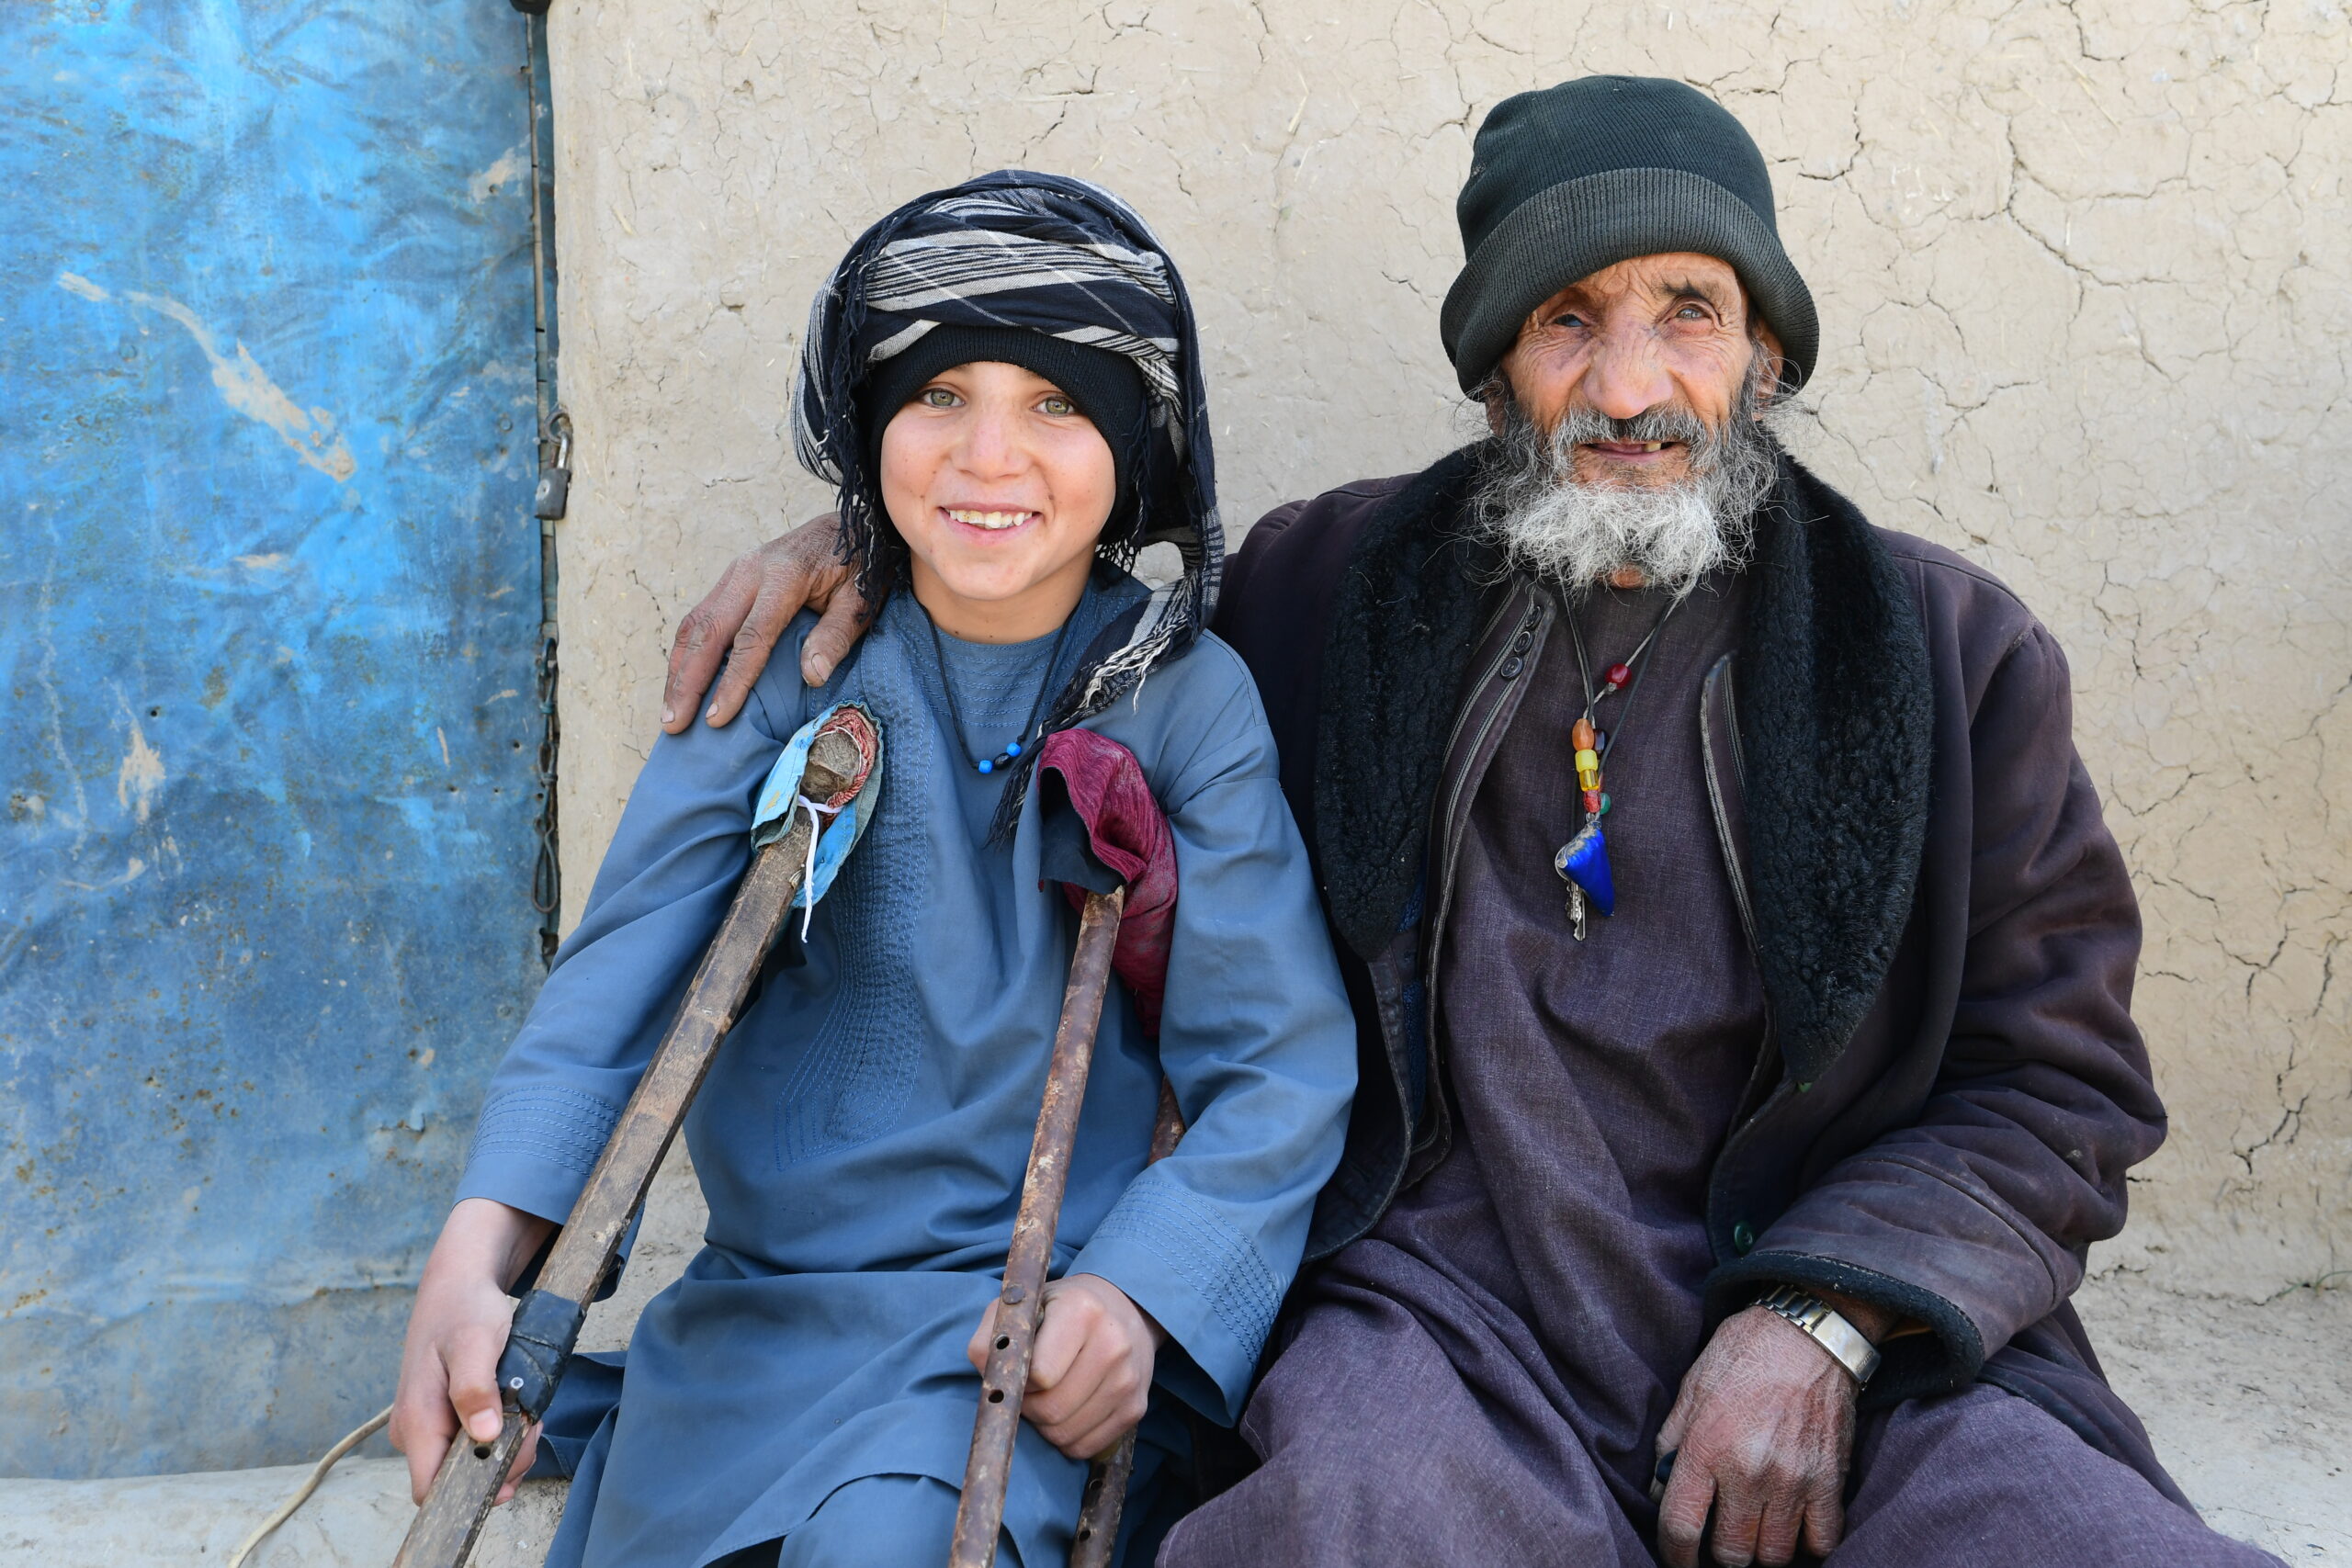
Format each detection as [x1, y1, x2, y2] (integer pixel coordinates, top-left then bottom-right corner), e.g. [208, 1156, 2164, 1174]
[1498, 656, 1524, 680]
[1732, 1222, 1756, 1254]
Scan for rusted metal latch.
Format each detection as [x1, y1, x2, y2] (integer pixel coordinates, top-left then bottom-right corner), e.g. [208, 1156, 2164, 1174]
[534, 409, 571, 520]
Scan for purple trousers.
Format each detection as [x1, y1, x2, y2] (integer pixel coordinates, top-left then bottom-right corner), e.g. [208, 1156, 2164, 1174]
[1159, 1283, 2279, 1568]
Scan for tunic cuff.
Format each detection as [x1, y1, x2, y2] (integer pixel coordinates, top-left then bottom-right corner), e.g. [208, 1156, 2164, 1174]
[453, 1084, 623, 1226]
[1069, 1172, 1285, 1424]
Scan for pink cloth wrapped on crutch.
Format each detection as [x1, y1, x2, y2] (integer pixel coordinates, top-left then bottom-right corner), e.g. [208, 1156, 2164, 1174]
[1034, 727, 1178, 1037]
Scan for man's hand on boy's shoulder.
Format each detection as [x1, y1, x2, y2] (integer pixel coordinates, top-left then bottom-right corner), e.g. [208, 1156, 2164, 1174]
[661, 513, 874, 735]
[660, 490, 1323, 737]
[966, 1271, 1165, 1461]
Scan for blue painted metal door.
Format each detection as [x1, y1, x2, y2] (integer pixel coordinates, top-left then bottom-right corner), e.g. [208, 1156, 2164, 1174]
[0, 1, 546, 1476]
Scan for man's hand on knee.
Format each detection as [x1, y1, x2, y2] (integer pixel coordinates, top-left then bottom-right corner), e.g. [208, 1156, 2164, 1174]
[659, 513, 873, 733]
[1655, 1303, 1870, 1567]
[966, 1272, 1165, 1461]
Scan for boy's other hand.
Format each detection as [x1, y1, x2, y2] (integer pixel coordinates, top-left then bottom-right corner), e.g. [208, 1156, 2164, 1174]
[966, 1272, 1166, 1461]
[389, 1198, 554, 1506]
[660, 514, 874, 734]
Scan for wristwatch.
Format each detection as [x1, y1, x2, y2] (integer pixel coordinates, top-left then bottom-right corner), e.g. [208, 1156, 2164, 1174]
[1755, 1285, 1882, 1386]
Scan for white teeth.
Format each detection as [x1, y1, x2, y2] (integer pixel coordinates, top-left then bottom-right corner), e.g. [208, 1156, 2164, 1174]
[945, 508, 1032, 530]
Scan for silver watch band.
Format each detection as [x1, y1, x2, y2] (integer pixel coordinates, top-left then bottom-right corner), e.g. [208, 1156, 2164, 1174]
[1756, 1285, 1882, 1386]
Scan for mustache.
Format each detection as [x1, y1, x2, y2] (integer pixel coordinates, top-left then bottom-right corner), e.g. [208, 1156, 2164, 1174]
[1549, 403, 1716, 449]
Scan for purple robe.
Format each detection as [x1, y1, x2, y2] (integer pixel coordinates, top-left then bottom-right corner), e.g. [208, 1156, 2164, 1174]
[1160, 574, 2276, 1568]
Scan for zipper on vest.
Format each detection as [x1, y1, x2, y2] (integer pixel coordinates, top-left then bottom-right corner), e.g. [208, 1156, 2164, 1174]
[1702, 655, 1763, 962]
[1421, 591, 1548, 1100]
[1432, 594, 1528, 800]
[1433, 593, 1544, 905]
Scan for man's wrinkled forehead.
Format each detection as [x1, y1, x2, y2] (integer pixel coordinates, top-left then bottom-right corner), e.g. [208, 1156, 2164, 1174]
[1539, 264, 1749, 321]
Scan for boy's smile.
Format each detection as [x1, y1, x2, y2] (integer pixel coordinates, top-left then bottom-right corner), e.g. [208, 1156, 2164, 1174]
[940, 506, 1041, 533]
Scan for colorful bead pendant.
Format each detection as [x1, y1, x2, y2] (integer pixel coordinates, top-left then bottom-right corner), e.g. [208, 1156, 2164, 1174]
[1555, 818, 1616, 919]
[1561, 712, 1616, 935]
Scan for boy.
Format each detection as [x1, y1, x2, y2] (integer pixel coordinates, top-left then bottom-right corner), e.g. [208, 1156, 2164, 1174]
[390, 173, 1356, 1568]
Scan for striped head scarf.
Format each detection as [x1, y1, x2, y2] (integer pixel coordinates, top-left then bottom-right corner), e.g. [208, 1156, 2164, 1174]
[790, 170, 1224, 821]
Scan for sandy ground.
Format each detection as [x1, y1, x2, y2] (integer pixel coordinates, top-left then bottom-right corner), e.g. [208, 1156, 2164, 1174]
[2073, 1271, 2352, 1565]
[4, 1152, 2341, 1566]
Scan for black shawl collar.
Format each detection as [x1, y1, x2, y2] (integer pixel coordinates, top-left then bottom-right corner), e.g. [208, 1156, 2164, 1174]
[1312, 442, 1933, 1084]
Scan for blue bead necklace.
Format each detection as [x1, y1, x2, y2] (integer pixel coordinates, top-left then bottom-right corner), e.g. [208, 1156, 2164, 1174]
[926, 606, 1079, 775]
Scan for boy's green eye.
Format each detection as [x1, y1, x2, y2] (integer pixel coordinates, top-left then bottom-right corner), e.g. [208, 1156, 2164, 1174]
[920, 387, 958, 408]
[1038, 395, 1076, 417]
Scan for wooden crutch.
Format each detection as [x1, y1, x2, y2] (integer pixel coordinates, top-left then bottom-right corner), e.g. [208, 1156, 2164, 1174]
[950, 884, 1128, 1568]
[391, 708, 878, 1568]
[954, 724, 1186, 1568]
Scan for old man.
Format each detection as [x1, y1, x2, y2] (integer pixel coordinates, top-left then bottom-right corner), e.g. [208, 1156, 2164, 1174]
[659, 77, 2270, 1567]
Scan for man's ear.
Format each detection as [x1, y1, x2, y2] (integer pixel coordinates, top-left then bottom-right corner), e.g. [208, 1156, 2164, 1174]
[1750, 324, 1788, 407]
[1479, 368, 1513, 435]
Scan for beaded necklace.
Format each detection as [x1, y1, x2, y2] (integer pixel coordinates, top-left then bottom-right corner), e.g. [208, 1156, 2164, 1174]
[1553, 589, 1680, 941]
[926, 605, 1079, 776]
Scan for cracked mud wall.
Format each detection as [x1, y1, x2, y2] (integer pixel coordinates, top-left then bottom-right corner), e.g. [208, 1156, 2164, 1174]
[539, 0, 2350, 1299]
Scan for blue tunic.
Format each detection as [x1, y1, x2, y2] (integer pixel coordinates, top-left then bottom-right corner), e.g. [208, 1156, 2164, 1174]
[454, 577, 1357, 1568]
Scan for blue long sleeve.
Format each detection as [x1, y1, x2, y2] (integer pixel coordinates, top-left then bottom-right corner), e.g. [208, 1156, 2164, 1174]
[454, 642, 806, 1224]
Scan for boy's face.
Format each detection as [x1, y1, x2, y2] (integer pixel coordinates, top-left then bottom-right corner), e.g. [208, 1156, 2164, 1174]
[878, 360, 1117, 641]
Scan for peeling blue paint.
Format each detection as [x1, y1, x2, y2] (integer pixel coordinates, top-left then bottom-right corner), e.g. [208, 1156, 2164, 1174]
[0, 1, 543, 1476]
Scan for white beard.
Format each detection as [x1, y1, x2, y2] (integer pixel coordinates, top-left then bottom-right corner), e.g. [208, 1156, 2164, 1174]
[1488, 468, 1745, 594]
[1476, 398, 1777, 596]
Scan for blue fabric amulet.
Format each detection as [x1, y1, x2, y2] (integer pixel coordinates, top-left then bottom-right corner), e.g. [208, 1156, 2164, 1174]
[1555, 820, 1616, 918]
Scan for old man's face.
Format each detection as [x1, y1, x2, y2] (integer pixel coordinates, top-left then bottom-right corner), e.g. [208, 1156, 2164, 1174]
[1501, 252, 1778, 486]
[1478, 252, 1783, 593]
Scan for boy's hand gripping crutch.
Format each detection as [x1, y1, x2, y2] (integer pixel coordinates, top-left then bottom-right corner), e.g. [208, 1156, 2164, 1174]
[392, 705, 882, 1568]
[951, 729, 1183, 1568]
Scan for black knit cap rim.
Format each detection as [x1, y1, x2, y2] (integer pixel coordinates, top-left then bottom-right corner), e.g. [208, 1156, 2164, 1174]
[1441, 76, 1821, 397]
[857, 323, 1148, 498]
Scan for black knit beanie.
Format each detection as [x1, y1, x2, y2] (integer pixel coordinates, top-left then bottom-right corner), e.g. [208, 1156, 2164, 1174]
[859, 323, 1148, 500]
[1440, 75, 1819, 395]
